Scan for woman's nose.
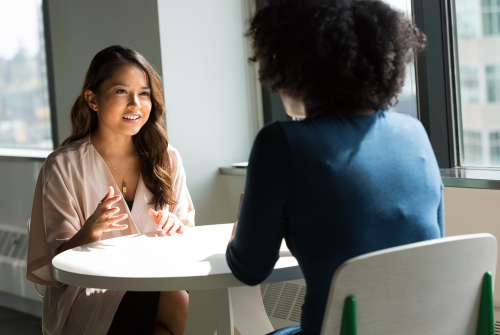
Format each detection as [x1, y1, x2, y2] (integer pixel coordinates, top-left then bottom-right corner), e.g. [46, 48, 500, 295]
[129, 94, 141, 109]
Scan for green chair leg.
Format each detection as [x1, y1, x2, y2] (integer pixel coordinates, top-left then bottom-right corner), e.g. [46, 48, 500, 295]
[340, 296, 357, 335]
[477, 272, 494, 335]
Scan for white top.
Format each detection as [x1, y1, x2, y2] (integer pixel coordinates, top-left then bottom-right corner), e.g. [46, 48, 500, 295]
[53, 223, 302, 291]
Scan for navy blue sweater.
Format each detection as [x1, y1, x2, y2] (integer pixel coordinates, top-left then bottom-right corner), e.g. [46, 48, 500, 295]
[226, 110, 444, 335]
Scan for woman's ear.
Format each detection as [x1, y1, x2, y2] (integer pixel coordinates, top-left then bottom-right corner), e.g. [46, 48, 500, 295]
[84, 90, 98, 111]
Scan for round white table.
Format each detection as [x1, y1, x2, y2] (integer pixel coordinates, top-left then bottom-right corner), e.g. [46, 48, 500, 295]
[52, 223, 303, 335]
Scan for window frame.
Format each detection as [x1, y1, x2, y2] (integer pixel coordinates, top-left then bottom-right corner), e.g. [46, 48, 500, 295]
[414, 0, 460, 169]
[416, 0, 500, 189]
[0, 0, 58, 158]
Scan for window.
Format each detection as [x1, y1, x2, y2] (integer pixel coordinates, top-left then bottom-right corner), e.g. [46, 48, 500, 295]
[460, 66, 480, 103]
[489, 131, 500, 163]
[486, 65, 500, 102]
[0, 0, 53, 151]
[454, 0, 500, 166]
[457, 0, 480, 38]
[463, 130, 483, 164]
[481, 0, 500, 35]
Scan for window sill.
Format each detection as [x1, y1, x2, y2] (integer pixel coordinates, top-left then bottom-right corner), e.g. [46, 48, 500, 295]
[440, 168, 500, 189]
[0, 148, 51, 161]
[221, 166, 500, 190]
[219, 167, 247, 176]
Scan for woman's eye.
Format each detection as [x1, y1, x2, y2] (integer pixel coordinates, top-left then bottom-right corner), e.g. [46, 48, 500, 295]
[140, 91, 150, 96]
[116, 89, 127, 94]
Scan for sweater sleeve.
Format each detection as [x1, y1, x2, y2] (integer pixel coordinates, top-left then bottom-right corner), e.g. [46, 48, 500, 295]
[437, 184, 445, 237]
[226, 122, 293, 285]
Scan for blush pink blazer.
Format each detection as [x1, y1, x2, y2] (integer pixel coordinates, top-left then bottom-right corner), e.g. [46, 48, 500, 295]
[26, 136, 195, 335]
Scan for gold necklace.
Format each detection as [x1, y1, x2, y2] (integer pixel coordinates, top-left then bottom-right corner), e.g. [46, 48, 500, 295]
[107, 153, 137, 194]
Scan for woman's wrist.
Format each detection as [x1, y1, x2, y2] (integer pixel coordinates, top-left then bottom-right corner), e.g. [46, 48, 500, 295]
[81, 219, 102, 242]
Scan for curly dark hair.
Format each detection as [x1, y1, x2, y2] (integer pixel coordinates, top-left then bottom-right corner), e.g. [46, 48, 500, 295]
[247, 0, 427, 114]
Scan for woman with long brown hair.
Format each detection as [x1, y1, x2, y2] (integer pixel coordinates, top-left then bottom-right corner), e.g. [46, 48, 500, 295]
[26, 45, 194, 335]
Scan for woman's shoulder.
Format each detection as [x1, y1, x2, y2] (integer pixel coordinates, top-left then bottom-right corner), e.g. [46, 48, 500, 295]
[166, 143, 185, 172]
[381, 110, 423, 126]
[43, 137, 92, 172]
[167, 143, 181, 161]
[255, 121, 291, 142]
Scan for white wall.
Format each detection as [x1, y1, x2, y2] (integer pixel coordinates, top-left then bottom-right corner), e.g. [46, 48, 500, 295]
[158, 0, 260, 225]
[443, 187, 500, 305]
[0, 159, 43, 228]
[46, 0, 163, 142]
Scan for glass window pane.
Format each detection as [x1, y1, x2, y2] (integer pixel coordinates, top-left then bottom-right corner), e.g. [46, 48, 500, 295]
[456, 0, 500, 167]
[0, 0, 53, 150]
[460, 66, 480, 103]
[457, 0, 479, 37]
[483, 13, 493, 34]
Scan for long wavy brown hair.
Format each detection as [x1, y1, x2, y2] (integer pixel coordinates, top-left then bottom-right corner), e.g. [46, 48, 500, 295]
[60, 45, 177, 210]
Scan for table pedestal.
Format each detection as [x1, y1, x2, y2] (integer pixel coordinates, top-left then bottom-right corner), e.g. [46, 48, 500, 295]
[185, 285, 274, 335]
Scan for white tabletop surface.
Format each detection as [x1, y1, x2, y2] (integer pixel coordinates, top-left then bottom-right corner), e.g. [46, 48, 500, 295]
[52, 223, 302, 291]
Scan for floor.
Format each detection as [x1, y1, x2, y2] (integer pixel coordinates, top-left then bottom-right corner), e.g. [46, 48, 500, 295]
[0, 306, 42, 335]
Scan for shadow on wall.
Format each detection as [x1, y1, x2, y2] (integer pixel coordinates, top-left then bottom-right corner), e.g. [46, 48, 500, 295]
[194, 172, 245, 226]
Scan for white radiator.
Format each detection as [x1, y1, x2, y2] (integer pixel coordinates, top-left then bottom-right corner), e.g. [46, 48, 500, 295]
[260, 279, 305, 329]
[0, 223, 42, 303]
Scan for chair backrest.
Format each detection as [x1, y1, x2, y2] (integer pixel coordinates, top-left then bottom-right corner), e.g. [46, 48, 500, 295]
[26, 218, 46, 298]
[320, 234, 497, 335]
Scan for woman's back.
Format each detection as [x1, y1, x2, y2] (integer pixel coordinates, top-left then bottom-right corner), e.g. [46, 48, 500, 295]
[227, 1, 437, 334]
[227, 110, 443, 334]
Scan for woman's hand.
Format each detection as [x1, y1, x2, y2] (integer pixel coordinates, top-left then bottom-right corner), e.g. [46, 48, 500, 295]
[149, 208, 184, 236]
[84, 186, 129, 239]
[57, 186, 128, 254]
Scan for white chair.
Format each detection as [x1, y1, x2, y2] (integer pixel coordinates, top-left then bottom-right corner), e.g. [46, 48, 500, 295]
[320, 233, 497, 335]
[26, 218, 46, 298]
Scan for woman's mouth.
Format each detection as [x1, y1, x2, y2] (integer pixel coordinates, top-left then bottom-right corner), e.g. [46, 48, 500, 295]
[123, 115, 140, 120]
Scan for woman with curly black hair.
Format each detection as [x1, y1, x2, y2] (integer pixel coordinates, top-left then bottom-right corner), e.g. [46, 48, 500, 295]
[226, 1, 443, 334]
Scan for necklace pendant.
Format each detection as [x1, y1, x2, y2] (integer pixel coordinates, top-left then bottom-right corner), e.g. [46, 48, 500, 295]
[122, 181, 127, 194]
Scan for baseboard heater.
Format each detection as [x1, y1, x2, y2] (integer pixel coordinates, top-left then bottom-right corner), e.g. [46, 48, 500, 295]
[0, 223, 42, 312]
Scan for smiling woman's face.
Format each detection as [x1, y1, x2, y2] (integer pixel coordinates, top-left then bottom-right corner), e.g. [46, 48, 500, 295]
[86, 64, 152, 138]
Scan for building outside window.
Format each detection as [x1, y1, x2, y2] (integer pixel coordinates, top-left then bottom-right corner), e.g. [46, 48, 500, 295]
[456, 0, 500, 166]
[0, 0, 53, 151]
[457, 0, 480, 38]
[486, 65, 500, 102]
[489, 131, 500, 164]
[463, 130, 483, 164]
[460, 66, 481, 103]
[482, 0, 500, 36]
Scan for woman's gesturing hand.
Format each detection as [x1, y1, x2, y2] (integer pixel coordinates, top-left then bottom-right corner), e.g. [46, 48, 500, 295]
[57, 186, 128, 254]
[85, 186, 128, 239]
[149, 208, 184, 236]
